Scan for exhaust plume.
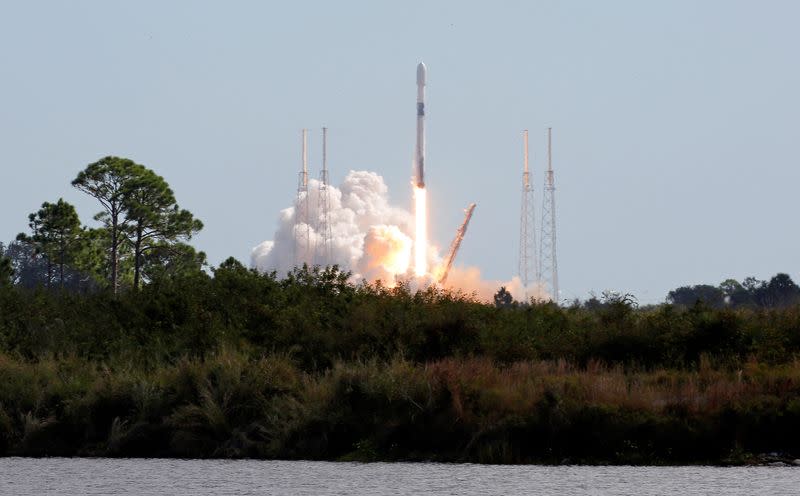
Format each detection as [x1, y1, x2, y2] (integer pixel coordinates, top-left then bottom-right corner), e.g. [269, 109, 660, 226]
[252, 170, 411, 282]
[252, 170, 549, 302]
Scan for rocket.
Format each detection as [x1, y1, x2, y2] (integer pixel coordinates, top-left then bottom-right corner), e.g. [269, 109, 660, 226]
[414, 62, 427, 188]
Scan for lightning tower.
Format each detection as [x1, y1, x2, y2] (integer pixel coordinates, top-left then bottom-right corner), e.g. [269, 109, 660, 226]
[539, 127, 559, 301]
[316, 127, 332, 266]
[518, 130, 538, 300]
[294, 129, 311, 268]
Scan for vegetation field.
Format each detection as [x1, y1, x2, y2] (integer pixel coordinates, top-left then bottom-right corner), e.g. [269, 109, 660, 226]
[2, 156, 800, 464]
[1, 263, 800, 464]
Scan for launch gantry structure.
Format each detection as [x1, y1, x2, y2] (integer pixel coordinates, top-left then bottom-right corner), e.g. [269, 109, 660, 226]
[539, 128, 559, 301]
[518, 130, 538, 300]
[294, 129, 312, 268]
[316, 127, 333, 267]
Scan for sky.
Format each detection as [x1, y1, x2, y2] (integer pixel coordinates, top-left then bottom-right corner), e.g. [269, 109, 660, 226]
[1, 1, 799, 303]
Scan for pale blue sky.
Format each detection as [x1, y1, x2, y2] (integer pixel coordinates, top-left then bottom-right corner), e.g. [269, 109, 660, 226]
[2, 1, 799, 302]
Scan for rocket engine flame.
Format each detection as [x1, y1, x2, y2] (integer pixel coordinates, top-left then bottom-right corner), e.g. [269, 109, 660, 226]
[414, 186, 427, 277]
[364, 225, 411, 277]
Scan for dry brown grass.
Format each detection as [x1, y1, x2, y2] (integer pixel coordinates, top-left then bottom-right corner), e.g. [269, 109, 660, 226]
[420, 357, 800, 418]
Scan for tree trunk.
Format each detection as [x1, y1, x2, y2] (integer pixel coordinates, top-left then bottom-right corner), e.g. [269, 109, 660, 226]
[46, 259, 53, 289]
[133, 224, 143, 290]
[111, 209, 118, 295]
[59, 235, 65, 289]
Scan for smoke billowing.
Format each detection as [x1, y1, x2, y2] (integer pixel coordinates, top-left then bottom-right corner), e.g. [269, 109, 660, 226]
[251, 170, 545, 302]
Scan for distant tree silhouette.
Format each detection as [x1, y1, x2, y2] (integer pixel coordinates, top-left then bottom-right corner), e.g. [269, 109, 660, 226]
[757, 273, 800, 308]
[667, 284, 725, 308]
[494, 286, 514, 308]
[719, 278, 753, 307]
[666, 274, 800, 309]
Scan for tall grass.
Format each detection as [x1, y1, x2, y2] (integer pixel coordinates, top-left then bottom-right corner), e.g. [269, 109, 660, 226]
[1, 350, 798, 463]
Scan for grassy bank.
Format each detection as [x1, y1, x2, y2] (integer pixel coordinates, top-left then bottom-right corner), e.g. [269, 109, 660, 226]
[2, 351, 799, 464]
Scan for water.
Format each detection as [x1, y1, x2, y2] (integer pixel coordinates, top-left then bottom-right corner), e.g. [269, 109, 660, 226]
[1, 458, 799, 496]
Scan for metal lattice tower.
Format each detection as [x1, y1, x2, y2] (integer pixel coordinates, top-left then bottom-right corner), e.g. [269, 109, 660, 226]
[539, 127, 559, 302]
[518, 129, 538, 300]
[294, 129, 311, 268]
[316, 127, 333, 267]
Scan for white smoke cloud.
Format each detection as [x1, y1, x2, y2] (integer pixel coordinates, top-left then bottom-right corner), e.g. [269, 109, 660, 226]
[251, 169, 550, 303]
[252, 170, 412, 282]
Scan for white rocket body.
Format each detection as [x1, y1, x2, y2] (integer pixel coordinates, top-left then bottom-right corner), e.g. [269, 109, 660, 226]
[415, 62, 426, 188]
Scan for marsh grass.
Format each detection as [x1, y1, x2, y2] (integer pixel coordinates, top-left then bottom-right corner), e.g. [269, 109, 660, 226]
[3, 350, 797, 462]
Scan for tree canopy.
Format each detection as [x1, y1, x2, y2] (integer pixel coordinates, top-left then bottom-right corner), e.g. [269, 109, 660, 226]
[71, 156, 203, 292]
[666, 273, 800, 309]
[72, 157, 141, 293]
[122, 167, 203, 289]
[16, 198, 82, 288]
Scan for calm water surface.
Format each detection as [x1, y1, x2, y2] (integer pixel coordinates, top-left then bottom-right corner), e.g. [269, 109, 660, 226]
[1, 458, 799, 495]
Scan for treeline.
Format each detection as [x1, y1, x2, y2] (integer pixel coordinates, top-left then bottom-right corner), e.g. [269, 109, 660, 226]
[2, 262, 800, 367]
[667, 274, 800, 309]
[1, 156, 203, 293]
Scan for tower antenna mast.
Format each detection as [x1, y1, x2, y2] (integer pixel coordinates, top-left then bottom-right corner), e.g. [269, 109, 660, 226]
[294, 129, 311, 268]
[540, 127, 559, 301]
[316, 127, 332, 266]
[518, 130, 538, 301]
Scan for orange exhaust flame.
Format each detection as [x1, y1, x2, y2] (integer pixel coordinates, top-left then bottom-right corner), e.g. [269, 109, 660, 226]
[363, 225, 412, 279]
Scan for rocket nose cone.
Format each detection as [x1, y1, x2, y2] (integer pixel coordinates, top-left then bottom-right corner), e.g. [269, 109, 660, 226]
[417, 62, 426, 86]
